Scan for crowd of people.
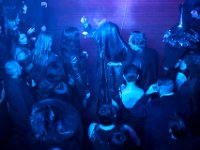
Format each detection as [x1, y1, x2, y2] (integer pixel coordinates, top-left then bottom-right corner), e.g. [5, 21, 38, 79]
[0, 0, 200, 150]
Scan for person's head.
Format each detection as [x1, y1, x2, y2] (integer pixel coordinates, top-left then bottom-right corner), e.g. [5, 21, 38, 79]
[157, 78, 174, 96]
[123, 64, 140, 83]
[18, 32, 28, 45]
[33, 32, 53, 65]
[183, 52, 200, 67]
[180, 52, 200, 76]
[13, 47, 33, 72]
[128, 31, 146, 51]
[190, 4, 200, 19]
[189, 112, 200, 137]
[63, 27, 80, 44]
[97, 22, 128, 57]
[45, 61, 64, 82]
[34, 32, 53, 53]
[0, 16, 4, 35]
[4, 60, 22, 78]
[4, 8, 20, 31]
[61, 26, 81, 55]
[169, 113, 187, 140]
[97, 104, 117, 125]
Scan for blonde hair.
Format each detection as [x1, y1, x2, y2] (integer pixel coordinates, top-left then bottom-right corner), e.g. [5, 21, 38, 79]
[32, 32, 53, 66]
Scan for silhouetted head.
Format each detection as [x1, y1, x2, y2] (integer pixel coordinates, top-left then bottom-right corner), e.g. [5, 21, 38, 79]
[61, 26, 81, 56]
[123, 64, 140, 83]
[2, 3, 20, 31]
[63, 27, 80, 43]
[169, 113, 187, 139]
[180, 52, 200, 78]
[18, 32, 28, 45]
[97, 104, 117, 125]
[128, 31, 147, 51]
[13, 47, 33, 72]
[4, 60, 22, 78]
[97, 22, 128, 60]
[45, 61, 65, 82]
[190, 3, 200, 19]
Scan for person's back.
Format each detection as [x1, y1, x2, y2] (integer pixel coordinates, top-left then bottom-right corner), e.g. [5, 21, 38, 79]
[121, 65, 144, 109]
[122, 88, 144, 109]
[88, 104, 140, 150]
[128, 31, 159, 91]
[90, 123, 127, 150]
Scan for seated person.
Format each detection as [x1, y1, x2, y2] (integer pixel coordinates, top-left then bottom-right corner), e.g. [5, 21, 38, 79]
[88, 104, 141, 150]
[121, 64, 144, 109]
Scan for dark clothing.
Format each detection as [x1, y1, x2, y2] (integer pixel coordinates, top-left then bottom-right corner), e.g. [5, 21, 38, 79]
[4, 77, 34, 131]
[155, 137, 200, 150]
[31, 53, 59, 84]
[182, 1, 200, 51]
[129, 48, 159, 91]
[3, 77, 35, 149]
[178, 77, 200, 114]
[0, 88, 12, 146]
[141, 94, 190, 150]
[90, 124, 127, 150]
[163, 44, 188, 70]
[24, 0, 46, 31]
[84, 22, 128, 103]
[183, 0, 200, 34]
[62, 53, 89, 99]
[30, 99, 84, 150]
[60, 50, 90, 112]
[0, 36, 11, 79]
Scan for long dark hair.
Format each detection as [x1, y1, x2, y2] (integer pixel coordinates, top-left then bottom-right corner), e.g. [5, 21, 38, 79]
[96, 22, 128, 62]
[60, 27, 81, 59]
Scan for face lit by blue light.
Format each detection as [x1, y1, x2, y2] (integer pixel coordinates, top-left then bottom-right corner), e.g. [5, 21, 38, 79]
[190, 10, 199, 19]
[19, 33, 28, 45]
[179, 60, 187, 71]
[6, 15, 20, 31]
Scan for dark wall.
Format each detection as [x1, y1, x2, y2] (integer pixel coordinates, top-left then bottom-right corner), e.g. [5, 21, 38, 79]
[44, 0, 183, 57]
